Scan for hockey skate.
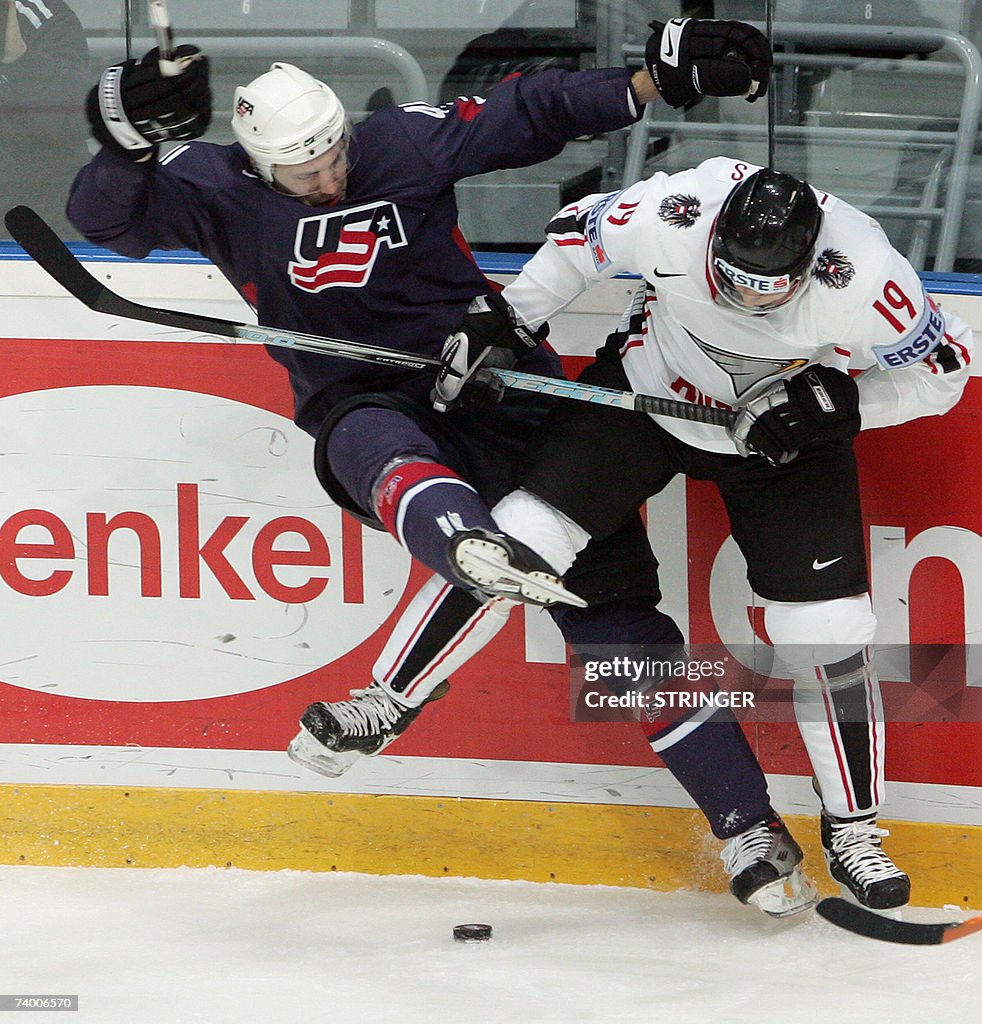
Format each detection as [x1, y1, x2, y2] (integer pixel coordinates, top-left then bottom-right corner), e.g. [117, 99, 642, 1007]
[721, 814, 819, 918]
[287, 680, 450, 778]
[448, 528, 587, 608]
[821, 811, 911, 910]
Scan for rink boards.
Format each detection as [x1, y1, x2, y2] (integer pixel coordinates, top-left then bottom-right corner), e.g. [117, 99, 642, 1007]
[0, 252, 979, 907]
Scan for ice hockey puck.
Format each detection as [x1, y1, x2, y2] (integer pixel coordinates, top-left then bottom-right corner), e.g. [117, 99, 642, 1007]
[453, 923, 492, 942]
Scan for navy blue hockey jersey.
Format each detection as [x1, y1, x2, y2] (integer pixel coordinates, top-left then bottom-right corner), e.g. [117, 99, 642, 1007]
[68, 67, 641, 434]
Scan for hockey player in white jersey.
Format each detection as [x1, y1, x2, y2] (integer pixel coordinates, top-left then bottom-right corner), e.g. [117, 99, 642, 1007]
[434, 158, 974, 910]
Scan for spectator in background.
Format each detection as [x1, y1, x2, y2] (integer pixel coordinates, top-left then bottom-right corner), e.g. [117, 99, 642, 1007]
[438, 1, 657, 105]
[1, 0, 90, 236]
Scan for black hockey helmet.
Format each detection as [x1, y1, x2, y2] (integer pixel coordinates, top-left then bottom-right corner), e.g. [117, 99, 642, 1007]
[710, 168, 823, 312]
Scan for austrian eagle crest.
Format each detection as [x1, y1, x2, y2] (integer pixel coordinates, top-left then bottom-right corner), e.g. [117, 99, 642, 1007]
[658, 193, 702, 229]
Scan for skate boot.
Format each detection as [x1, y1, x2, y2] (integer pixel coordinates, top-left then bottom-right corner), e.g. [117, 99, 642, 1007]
[448, 528, 586, 608]
[287, 680, 450, 778]
[821, 810, 911, 909]
[721, 814, 819, 918]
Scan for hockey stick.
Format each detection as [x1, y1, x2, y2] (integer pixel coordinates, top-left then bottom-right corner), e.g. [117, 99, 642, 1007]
[124, 0, 133, 61]
[816, 898, 982, 945]
[149, 0, 198, 79]
[3, 206, 735, 428]
[488, 367, 734, 424]
[148, 1, 176, 68]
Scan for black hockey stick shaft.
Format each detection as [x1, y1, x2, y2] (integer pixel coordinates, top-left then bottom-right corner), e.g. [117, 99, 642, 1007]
[816, 898, 982, 945]
[486, 368, 735, 425]
[4, 206, 735, 427]
[4, 205, 440, 372]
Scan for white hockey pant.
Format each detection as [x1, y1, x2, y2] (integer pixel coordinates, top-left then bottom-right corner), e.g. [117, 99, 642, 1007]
[764, 594, 885, 818]
[491, 488, 591, 574]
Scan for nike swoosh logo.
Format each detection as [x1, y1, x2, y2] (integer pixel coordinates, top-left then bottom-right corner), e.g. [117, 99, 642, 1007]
[651, 268, 685, 278]
[812, 557, 843, 571]
[662, 19, 685, 65]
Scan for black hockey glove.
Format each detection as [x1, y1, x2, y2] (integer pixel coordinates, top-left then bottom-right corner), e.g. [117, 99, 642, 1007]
[729, 365, 861, 465]
[433, 291, 547, 413]
[85, 45, 211, 162]
[645, 18, 772, 109]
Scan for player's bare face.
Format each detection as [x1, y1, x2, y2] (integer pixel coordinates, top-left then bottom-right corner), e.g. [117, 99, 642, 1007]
[272, 140, 349, 206]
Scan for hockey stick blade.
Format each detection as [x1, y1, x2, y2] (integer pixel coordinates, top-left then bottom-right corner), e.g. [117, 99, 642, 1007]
[816, 898, 982, 945]
[5, 205, 735, 427]
[3, 206, 440, 371]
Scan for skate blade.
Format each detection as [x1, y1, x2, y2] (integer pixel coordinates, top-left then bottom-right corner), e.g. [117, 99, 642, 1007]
[287, 726, 363, 779]
[749, 868, 820, 919]
[453, 538, 587, 608]
[836, 884, 906, 920]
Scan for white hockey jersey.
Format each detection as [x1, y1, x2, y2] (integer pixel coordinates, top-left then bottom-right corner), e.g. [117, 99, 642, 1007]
[504, 156, 974, 453]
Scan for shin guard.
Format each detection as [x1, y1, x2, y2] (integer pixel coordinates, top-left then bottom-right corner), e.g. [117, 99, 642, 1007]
[373, 573, 514, 706]
[765, 595, 884, 817]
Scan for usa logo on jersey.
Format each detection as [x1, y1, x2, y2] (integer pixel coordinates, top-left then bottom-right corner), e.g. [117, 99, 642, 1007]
[288, 201, 408, 292]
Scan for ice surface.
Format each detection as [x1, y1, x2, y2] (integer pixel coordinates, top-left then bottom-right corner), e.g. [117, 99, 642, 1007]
[1, 866, 979, 1023]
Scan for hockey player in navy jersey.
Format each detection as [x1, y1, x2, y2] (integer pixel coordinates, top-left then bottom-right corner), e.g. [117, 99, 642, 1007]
[68, 23, 831, 917]
[433, 159, 975, 910]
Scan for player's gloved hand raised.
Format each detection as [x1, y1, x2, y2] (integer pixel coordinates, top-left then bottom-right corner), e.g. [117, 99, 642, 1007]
[729, 365, 861, 465]
[433, 291, 547, 413]
[86, 45, 211, 162]
[645, 18, 772, 109]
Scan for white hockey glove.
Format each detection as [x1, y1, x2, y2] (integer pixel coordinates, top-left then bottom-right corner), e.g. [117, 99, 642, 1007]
[729, 366, 861, 465]
[645, 18, 772, 109]
[85, 45, 211, 161]
[433, 292, 547, 413]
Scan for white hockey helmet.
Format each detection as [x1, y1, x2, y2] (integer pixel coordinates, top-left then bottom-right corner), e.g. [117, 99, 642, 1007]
[231, 63, 347, 184]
